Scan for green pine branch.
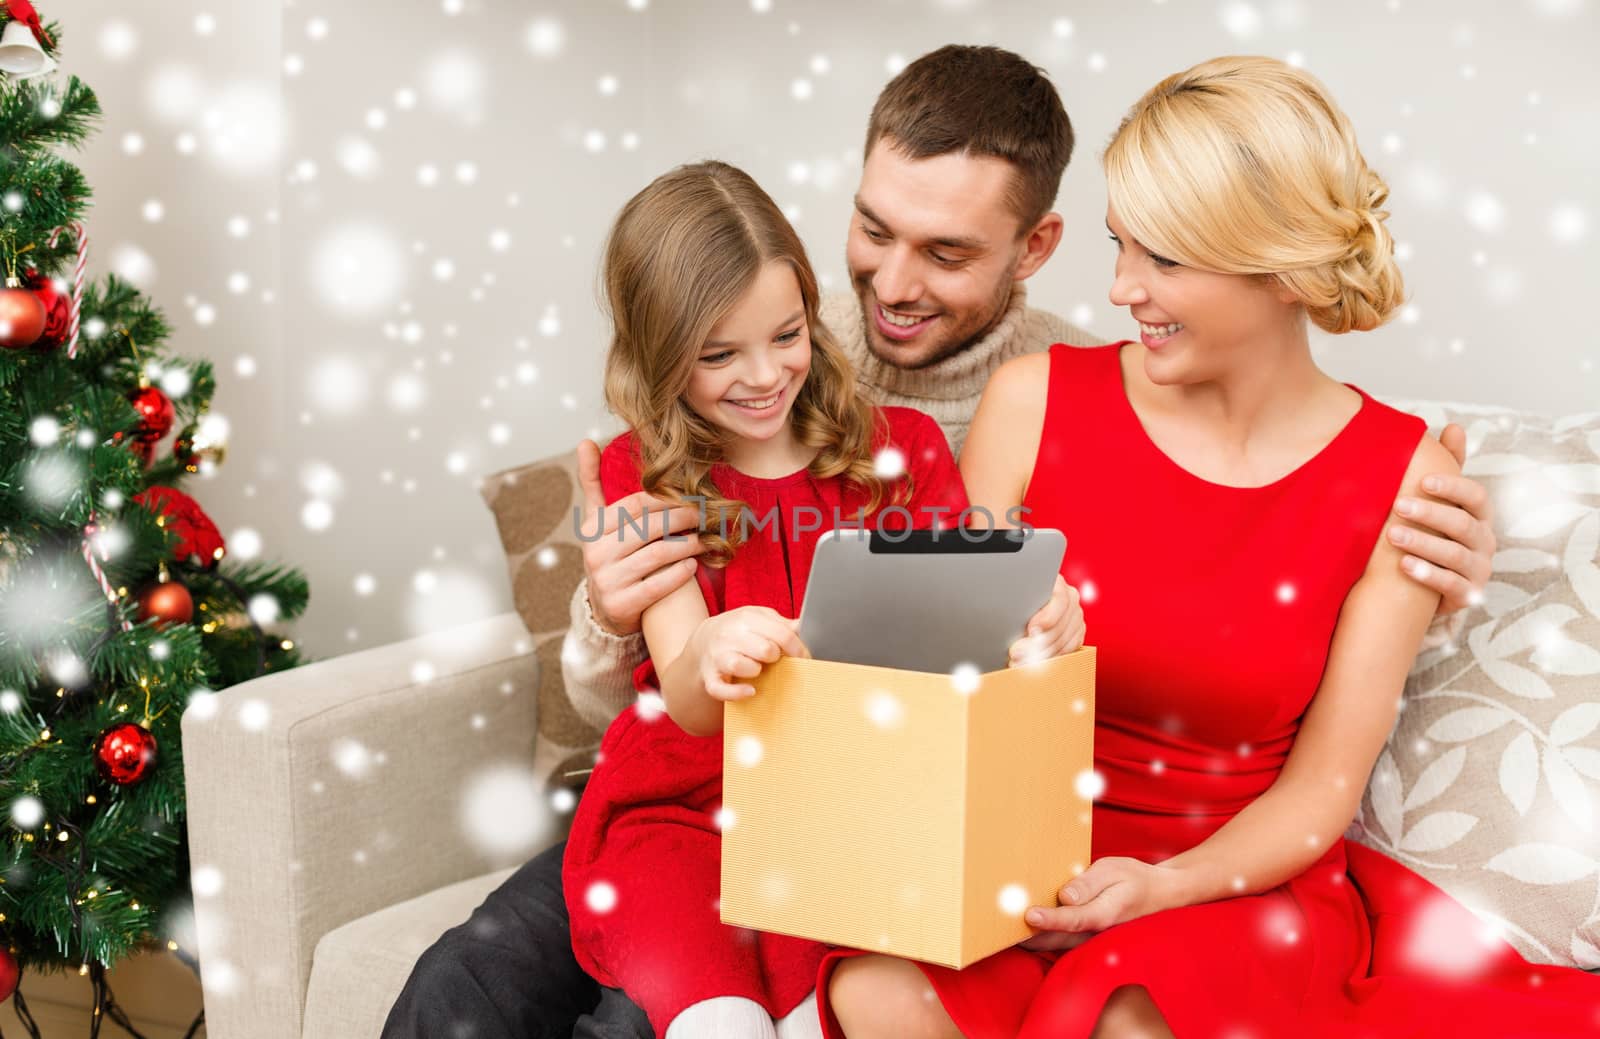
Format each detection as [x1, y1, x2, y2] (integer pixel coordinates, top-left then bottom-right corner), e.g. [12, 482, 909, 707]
[0, 74, 102, 154]
[207, 558, 313, 620]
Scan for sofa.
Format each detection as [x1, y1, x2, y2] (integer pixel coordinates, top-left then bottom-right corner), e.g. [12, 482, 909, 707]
[181, 400, 1600, 1039]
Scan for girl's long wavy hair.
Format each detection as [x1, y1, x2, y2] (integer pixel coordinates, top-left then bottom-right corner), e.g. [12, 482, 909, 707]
[601, 160, 907, 567]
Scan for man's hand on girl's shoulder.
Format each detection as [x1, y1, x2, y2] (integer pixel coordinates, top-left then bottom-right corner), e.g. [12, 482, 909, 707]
[576, 437, 704, 636]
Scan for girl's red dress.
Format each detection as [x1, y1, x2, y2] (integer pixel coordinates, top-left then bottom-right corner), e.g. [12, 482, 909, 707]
[563, 405, 971, 1035]
[817, 343, 1600, 1038]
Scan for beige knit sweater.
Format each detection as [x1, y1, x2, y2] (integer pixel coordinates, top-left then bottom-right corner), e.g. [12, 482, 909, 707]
[559, 285, 1102, 732]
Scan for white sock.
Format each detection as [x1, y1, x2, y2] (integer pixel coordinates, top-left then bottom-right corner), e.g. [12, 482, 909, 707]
[775, 990, 822, 1039]
[664, 996, 779, 1039]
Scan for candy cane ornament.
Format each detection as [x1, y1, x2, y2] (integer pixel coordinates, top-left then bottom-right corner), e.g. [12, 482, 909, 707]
[82, 513, 133, 633]
[45, 220, 86, 358]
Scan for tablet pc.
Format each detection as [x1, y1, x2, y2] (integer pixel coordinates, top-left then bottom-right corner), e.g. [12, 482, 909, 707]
[797, 527, 1066, 674]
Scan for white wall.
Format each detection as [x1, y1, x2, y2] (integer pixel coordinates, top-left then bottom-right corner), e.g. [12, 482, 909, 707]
[63, 0, 1599, 656]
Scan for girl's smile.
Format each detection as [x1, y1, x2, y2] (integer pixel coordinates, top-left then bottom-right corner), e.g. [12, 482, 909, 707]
[723, 381, 791, 417]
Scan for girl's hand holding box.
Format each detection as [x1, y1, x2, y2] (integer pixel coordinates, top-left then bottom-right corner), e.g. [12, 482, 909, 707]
[694, 605, 810, 702]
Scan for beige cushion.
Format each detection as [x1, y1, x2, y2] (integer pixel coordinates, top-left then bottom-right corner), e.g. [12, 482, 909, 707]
[480, 451, 608, 779]
[1350, 402, 1600, 968]
[301, 867, 518, 1039]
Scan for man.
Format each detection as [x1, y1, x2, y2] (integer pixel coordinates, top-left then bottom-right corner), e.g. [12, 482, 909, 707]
[385, 45, 1495, 1039]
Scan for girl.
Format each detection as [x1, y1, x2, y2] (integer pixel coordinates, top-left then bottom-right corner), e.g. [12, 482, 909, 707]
[822, 57, 1600, 1038]
[562, 161, 1086, 1039]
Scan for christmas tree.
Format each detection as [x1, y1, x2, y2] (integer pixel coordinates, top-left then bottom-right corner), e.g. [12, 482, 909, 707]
[0, 5, 310, 1027]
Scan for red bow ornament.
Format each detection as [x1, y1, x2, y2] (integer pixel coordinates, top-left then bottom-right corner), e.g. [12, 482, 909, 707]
[3, 1, 55, 49]
[133, 486, 227, 569]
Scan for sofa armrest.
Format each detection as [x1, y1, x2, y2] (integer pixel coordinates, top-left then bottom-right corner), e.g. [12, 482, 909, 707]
[182, 611, 547, 1039]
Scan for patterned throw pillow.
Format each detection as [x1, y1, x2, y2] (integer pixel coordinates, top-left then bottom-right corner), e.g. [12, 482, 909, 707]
[479, 451, 606, 788]
[1350, 401, 1600, 969]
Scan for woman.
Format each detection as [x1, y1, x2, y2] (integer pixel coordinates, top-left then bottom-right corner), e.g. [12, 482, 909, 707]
[820, 56, 1600, 1038]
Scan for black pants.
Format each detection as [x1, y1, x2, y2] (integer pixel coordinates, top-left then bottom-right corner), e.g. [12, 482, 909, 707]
[382, 840, 654, 1039]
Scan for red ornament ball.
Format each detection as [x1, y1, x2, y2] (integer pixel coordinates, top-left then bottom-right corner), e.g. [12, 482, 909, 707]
[129, 385, 175, 444]
[95, 723, 159, 786]
[0, 946, 17, 1004]
[137, 579, 194, 628]
[0, 284, 46, 350]
[22, 268, 71, 350]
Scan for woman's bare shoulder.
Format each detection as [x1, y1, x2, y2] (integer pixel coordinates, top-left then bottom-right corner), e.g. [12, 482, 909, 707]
[982, 351, 1051, 404]
[1400, 429, 1462, 491]
[963, 353, 1053, 503]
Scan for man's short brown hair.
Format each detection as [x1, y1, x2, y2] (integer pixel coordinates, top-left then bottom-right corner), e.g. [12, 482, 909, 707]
[865, 45, 1074, 233]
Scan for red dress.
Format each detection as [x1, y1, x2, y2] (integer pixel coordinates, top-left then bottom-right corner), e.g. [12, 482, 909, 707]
[564, 405, 971, 1035]
[818, 344, 1600, 1038]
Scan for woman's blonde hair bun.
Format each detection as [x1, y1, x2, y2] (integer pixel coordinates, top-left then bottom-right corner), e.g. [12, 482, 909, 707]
[1104, 55, 1405, 334]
